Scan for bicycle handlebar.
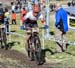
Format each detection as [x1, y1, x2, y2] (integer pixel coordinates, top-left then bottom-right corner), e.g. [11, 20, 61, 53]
[39, 25, 49, 29]
[24, 25, 49, 30]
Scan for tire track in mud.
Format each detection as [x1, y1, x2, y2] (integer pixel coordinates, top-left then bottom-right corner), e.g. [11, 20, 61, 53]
[0, 49, 55, 68]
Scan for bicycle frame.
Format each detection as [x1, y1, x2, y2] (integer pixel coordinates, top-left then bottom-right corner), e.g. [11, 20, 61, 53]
[29, 29, 40, 51]
[26, 27, 43, 64]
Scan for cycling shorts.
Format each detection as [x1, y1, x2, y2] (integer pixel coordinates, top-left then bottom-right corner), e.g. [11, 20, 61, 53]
[25, 19, 38, 29]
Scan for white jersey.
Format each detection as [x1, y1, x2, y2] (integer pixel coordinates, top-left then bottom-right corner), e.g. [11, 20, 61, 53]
[12, 5, 15, 11]
[24, 11, 44, 21]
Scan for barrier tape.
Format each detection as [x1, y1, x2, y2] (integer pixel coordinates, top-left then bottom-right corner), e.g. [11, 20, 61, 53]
[6, 32, 25, 38]
[44, 36, 75, 45]
[6, 31, 75, 45]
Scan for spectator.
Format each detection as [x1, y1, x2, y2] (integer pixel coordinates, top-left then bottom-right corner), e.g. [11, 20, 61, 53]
[27, 1, 32, 11]
[11, 2, 16, 12]
[20, 8, 28, 26]
[12, 11, 17, 25]
[55, 3, 68, 52]
[4, 8, 10, 32]
[67, 2, 71, 7]
[21, 8, 28, 17]
[20, 14, 26, 30]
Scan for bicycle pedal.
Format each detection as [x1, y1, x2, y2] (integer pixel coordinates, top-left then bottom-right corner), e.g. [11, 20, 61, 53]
[30, 58, 35, 61]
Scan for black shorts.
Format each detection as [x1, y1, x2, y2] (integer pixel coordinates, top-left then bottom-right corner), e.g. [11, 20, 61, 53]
[25, 21, 38, 29]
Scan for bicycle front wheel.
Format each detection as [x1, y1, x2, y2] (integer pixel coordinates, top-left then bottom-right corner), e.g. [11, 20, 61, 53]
[34, 36, 42, 65]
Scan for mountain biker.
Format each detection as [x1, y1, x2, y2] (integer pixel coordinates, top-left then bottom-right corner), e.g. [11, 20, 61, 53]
[24, 4, 46, 60]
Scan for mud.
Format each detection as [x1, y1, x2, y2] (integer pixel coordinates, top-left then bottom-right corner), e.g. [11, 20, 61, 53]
[0, 49, 55, 68]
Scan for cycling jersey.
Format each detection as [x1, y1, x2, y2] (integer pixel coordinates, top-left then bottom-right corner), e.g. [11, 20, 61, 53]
[24, 11, 45, 28]
[24, 11, 45, 22]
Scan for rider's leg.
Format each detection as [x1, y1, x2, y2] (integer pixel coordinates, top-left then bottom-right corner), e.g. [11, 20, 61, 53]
[25, 30, 31, 58]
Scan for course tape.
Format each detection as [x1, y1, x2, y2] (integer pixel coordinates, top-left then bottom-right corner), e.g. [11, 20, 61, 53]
[6, 32, 75, 45]
[44, 36, 75, 45]
[6, 32, 25, 38]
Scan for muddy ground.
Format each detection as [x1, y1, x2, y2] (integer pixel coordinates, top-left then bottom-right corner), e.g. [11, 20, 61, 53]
[0, 49, 59, 68]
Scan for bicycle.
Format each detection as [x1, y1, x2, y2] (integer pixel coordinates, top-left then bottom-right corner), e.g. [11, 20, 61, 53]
[0, 26, 7, 49]
[25, 27, 45, 65]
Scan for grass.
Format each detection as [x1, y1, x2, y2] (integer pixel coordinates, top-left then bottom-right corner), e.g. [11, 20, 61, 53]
[5, 13, 75, 68]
